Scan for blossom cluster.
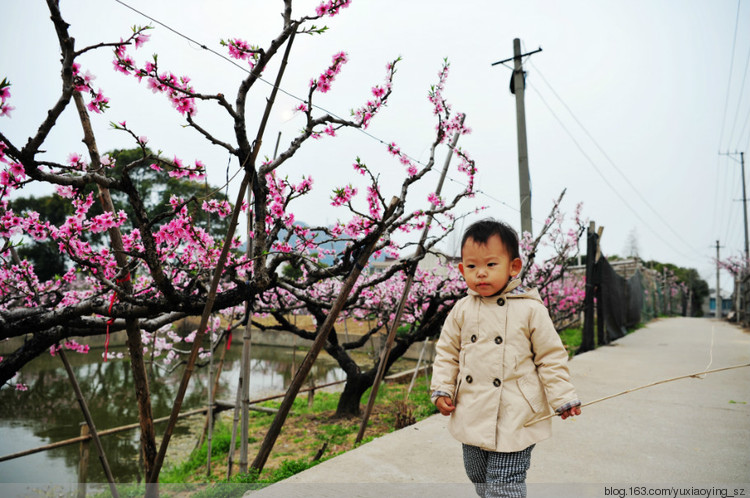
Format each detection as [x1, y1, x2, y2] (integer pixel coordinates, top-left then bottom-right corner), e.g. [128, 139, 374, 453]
[346, 262, 466, 327]
[50, 340, 91, 356]
[202, 199, 232, 218]
[315, 0, 352, 17]
[140, 315, 224, 365]
[72, 62, 110, 114]
[352, 60, 396, 129]
[150, 156, 206, 181]
[519, 202, 587, 326]
[718, 254, 749, 277]
[222, 38, 261, 69]
[311, 51, 348, 94]
[0, 78, 13, 118]
[264, 171, 313, 231]
[113, 30, 198, 116]
[331, 184, 357, 207]
[386, 142, 418, 177]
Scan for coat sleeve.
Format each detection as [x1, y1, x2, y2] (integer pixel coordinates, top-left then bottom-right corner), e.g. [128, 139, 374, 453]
[430, 301, 463, 401]
[528, 302, 579, 411]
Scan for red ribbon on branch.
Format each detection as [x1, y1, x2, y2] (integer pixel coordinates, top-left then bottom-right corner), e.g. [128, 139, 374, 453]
[104, 273, 131, 362]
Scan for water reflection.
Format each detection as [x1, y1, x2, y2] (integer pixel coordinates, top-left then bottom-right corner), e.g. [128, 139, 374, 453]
[0, 343, 346, 485]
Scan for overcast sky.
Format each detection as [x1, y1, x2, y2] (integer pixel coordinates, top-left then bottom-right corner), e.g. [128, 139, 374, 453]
[2, 0, 749, 291]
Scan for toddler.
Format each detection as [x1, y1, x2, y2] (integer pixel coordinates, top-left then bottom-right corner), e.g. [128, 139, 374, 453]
[431, 219, 581, 497]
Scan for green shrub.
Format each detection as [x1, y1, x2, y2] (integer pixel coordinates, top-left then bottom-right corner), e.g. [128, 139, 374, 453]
[558, 328, 582, 356]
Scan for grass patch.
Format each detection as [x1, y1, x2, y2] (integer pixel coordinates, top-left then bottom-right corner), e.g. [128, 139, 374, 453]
[158, 379, 438, 489]
[559, 327, 582, 356]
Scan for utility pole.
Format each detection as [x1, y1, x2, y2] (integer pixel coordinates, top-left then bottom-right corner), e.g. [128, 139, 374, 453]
[720, 151, 749, 261]
[720, 151, 747, 323]
[716, 240, 723, 319]
[512, 38, 532, 237]
[492, 40, 542, 237]
[742, 151, 747, 324]
[741, 152, 748, 261]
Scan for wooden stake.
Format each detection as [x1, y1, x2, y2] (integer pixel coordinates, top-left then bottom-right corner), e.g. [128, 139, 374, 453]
[524, 362, 750, 427]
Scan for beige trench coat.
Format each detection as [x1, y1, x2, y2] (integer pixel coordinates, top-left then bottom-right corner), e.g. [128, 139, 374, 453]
[431, 280, 578, 452]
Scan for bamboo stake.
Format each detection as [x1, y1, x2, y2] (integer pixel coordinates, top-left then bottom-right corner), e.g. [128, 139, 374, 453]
[524, 362, 750, 427]
[77, 424, 90, 498]
[197, 329, 230, 450]
[405, 337, 430, 400]
[226, 377, 243, 479]
[206, 325, 216, 477]
[59, 348, 120, 498]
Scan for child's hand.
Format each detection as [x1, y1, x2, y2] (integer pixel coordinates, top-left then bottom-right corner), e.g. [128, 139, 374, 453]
[436, 396, 455, 416]
[559, 405, 581, 420]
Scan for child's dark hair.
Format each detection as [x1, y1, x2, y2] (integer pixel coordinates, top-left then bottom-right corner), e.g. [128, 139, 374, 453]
[461, 219, 520, 260]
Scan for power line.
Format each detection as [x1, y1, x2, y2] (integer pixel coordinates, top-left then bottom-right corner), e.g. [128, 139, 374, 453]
[719, 154, 744, 253]
[719, 155, 740, 244]
[735, 104, 750, 153]
[526, 81, 695, 262]
[727, 42, 750, 149]
[527, 59, 704, 258]
[713, 154, 724, 246]
[718, 0, 743, 151]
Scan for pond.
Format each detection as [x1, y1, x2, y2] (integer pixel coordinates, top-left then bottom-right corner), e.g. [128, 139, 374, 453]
[0, 341, 366, 489]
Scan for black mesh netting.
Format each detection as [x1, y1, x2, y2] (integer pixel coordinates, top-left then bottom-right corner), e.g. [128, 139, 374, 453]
[597, 260, 646, 342]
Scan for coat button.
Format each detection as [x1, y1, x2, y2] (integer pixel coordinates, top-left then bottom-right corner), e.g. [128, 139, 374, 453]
[496, 297, 505, 306]
[466, 375, 473, 383]
[493, 378, 502, 387]
[471, 334, 477, 343]
[495, 336, 503, 345]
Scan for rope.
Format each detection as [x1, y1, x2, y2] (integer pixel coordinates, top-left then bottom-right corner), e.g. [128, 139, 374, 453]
[524, 362, 750, 427]
[699, 325, 716, 378]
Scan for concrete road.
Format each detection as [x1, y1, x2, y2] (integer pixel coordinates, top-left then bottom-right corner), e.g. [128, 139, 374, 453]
[248, 317, 750, 497]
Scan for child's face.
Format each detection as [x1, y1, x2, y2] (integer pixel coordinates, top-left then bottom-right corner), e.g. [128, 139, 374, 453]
[459, 234, 523, 297]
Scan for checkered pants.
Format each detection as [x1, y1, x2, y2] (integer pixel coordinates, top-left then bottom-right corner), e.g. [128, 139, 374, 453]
[462, 444, 535, 498]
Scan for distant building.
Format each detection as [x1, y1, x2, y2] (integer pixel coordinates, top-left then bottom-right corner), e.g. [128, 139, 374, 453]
[368, 250, 460, 276]
[704, 289, 733, 317]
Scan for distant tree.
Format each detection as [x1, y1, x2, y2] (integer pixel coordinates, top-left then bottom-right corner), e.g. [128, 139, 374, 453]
[645, 261, 709, 316]
[107, 148, 232, 239]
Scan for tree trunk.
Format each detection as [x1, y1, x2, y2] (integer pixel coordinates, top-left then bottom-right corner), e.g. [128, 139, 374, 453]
[330, 339, 411, 418]
[334, 372, 374, 418]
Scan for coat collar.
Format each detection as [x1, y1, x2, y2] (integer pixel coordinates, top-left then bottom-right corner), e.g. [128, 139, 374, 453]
[466, 278, 543, 303]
